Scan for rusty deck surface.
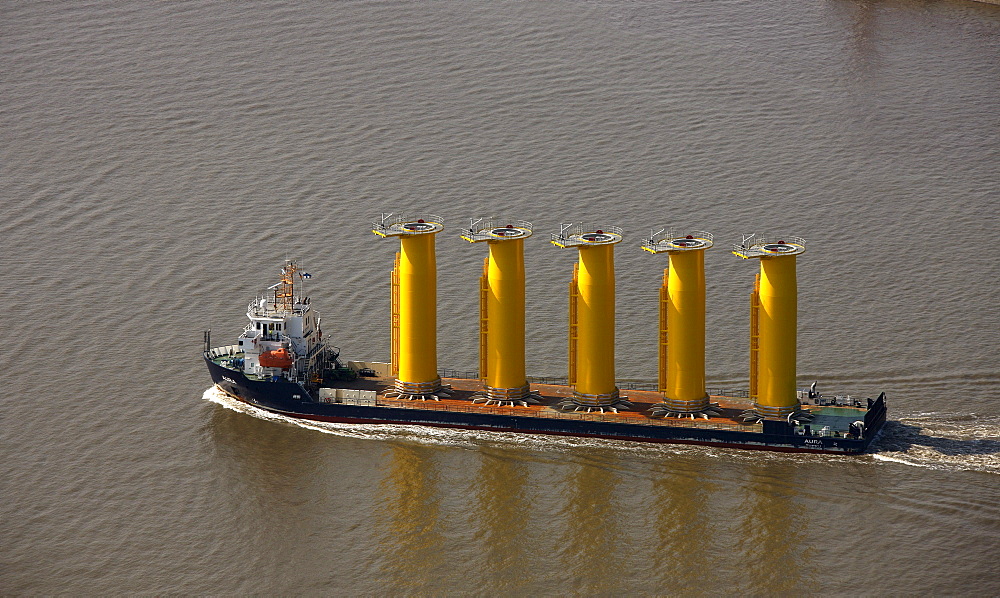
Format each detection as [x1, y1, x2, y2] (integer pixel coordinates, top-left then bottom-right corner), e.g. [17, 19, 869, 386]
[330, 376, 768, 431]
[321, 376, 871, 436]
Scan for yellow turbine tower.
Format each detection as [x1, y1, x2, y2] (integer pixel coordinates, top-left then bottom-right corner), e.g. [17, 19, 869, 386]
[733, 234, 811, 424]
[551, 224, 631, 412]
[372, 213, 450, 401]
[642, 230, 722, 419]
[461, 217, 541, 406]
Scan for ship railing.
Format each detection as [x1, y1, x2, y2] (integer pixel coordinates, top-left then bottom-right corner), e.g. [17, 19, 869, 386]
[207, 344, 240, 359]
[707, 387, 751, 399]
[527, 375, 570, 386]
[247, 296, 308, 318]
[436, 370, 752, 399]
[252, 332, 292, 344]
[618, 381, 659, 392]
[374, 397, 763, 433]
[438, 368, 480, 380]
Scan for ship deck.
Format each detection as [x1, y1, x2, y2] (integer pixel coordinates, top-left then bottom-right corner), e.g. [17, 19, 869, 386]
[206, 348, 870, 438]
[327, 376, 870, 438]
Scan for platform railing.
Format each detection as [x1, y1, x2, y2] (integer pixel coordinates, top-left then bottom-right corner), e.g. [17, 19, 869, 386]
[732, 234, 806, 257]
[462, 217, 534, 241]
[550, 224, 624, 246]
[641, 230, 714, 252]
[372, 213, 445, 235]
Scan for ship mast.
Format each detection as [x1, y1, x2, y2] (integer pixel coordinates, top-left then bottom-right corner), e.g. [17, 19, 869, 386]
[274, 260, 299, 313]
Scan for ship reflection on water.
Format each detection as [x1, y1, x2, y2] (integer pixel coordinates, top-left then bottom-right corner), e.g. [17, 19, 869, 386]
[651, 460, 716, 590]
[377, 445, 447, 590]
[473, 450, 531, 589]
[367, 437, 822, 593]
[735, 462, 815, 594]
[207, 393, 827, 593]
[558, 458, 622, 593]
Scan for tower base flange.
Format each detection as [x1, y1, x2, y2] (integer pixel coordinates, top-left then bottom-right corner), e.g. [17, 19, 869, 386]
[470, 383, 542, 407]
[383, 378, 452, 401]
[648, 396, 722, 420]
[556, 387, 633, 413]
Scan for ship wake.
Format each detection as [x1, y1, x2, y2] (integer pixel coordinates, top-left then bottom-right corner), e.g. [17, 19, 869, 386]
[870, 415, 1000, 474]
[203, 386, 490, 447]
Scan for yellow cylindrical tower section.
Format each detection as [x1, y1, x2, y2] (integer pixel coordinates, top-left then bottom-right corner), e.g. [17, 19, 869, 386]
[666, 249, 707, 404]
[373, 214, 445, 400]
[486, 238, 526, 391]
[462, 219, 537, 404]
[397, 232, 438, 386]
[756, 255, 797, 412]
[575, 243, 616, 397]
[733, 235, 806, 419]
[552, 225, 627, 410]
[643, 231, 716, 417]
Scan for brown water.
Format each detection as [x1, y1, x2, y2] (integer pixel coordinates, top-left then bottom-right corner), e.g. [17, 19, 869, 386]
[3, 1, 999, 594]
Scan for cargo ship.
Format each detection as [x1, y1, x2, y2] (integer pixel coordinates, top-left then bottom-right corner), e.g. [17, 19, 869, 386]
[204, 216, 886, 454]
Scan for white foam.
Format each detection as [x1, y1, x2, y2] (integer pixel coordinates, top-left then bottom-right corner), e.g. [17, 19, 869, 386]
[872, 453, 934, 469]
[208, 386, 526, 449]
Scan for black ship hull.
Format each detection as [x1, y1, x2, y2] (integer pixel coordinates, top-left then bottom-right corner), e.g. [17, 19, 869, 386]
[205, 355, 887, 454]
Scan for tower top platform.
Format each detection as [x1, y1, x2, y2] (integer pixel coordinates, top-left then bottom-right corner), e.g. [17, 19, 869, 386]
[732, 234, 806, 259]
[372, 213, 444, 237]
[642, 229, 714, 254]
[551, 224, 623, 248]
[461, 217, 533, 243]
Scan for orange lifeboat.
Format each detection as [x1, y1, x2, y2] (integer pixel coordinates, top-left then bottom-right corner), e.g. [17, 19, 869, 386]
[259, 348, 294, 369]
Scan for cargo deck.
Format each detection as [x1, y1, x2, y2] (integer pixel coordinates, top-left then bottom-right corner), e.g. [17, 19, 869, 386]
[321, 375, 872, 440]
[209, 349, 881, 447]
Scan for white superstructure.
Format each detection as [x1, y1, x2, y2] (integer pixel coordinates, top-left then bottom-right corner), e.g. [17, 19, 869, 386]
[236, 261, 328, 383]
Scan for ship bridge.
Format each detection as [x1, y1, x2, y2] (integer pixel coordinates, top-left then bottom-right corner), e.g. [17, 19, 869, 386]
[237, 260, 328, 383]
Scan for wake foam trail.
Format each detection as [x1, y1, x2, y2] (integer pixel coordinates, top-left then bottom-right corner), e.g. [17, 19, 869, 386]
[871, 414, 1000, 474]
[203, 387, 490, 448]
[872, 454, 934, 469]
